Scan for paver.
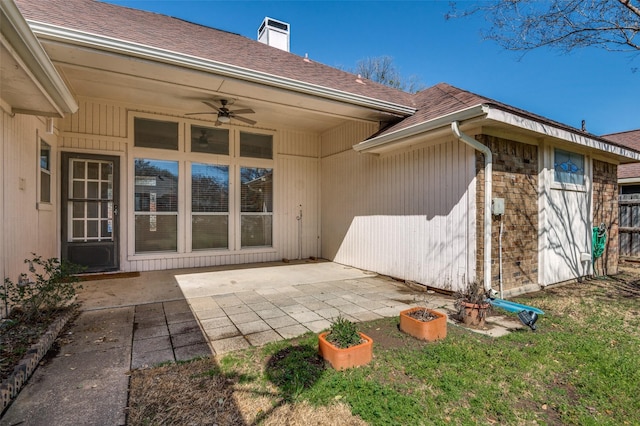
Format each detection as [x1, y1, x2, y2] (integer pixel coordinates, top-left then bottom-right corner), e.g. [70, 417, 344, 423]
[245, 330, 282, 346]
[210, 336, 250, 354]
[276, 324, 309, 339]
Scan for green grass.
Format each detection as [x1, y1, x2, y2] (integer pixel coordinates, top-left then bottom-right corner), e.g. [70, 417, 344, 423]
[217, 277, 640, 425]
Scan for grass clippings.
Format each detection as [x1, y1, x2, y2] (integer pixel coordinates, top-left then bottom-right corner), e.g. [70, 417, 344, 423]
[127, 269, 640, 425]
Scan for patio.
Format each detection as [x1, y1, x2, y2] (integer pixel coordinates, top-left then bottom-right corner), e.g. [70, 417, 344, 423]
[79, 260, 457, 364]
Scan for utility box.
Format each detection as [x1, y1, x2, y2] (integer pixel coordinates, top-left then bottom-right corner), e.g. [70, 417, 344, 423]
[491, 198, 505, 215]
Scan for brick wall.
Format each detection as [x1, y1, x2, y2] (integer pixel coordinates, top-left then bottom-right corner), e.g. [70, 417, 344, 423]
[592, 160, 619, 275]
[475, 135, 539, 292]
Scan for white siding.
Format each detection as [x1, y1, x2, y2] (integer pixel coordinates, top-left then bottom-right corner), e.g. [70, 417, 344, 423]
[321, 123, 476, 292]
[58, 99, 322, 272]
[539, 145, 592, 285]
[1, 111, 58, 295]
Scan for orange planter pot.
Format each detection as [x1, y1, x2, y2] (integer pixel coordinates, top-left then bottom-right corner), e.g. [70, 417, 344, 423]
[399, 307, 447, 342]
[318, 331, 373, 370]
[460, 302, 490, 327]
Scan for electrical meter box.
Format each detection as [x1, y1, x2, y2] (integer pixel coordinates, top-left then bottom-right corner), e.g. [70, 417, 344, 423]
[491, 198, 505, 215]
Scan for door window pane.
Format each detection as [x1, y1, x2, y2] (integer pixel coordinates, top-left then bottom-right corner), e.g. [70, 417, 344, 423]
[240, 132, 272, 159]
[191, 125, 229, 155]
[134, 117, 179, 150]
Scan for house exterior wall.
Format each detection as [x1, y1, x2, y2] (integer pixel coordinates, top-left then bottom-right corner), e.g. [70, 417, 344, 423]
[475, 135, 539, 293]
[321, 122, 477, 292]
[1, 110, 58, 295]
[592, 159, 619, 275]
[58, 98, 321, 272]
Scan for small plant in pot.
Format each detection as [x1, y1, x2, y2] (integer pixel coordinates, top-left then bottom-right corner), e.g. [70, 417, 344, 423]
[454, 281, 491, 327]
[399, 306, 447, 342]
[318, 316, 373, 370]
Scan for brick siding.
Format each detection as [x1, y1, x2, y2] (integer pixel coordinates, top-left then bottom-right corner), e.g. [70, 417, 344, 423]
[475, 135, 539, 292]
[592, 160, 619, 275]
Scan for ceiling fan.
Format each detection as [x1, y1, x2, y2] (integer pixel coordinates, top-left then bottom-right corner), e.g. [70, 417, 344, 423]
[186, 99, 256, 126]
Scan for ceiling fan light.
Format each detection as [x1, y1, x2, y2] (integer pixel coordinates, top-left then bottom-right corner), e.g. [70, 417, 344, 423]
[217, 115, 231, 123]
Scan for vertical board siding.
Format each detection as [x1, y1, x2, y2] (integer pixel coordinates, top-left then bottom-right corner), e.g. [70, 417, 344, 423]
[321, 130, 476, 292]
[1, 112, 58, 299]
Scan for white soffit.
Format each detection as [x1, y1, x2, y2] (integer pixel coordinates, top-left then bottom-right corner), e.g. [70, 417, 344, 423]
[0, 0, 77, 117]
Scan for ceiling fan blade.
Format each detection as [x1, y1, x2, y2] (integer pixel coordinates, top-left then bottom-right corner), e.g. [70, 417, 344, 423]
[230, 108, 255, 115]
[202, 101, 223, 112]
[185, 112, 217, 116]
[232, 115, 257, 125]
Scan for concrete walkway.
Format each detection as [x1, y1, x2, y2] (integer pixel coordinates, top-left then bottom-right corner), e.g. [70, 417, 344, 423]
[0, 261, 465, 425]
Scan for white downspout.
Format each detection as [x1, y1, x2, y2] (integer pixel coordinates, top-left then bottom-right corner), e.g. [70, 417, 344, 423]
[451, 121, 493, 293]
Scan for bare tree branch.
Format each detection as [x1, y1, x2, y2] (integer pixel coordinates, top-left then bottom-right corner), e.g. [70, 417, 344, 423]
[448, 0, 640, 56]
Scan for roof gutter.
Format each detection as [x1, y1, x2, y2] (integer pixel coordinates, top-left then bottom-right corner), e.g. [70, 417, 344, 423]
[451, 121, 493, 294]
[27, 21, 416, 117]
[353, 105, 488, 153]
[1, 1, 77, 116]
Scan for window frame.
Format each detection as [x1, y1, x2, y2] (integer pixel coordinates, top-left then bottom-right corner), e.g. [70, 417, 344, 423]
[551, 147, 588, 192]
[37, 131, 54, 210]
[128, 112, 276, 260]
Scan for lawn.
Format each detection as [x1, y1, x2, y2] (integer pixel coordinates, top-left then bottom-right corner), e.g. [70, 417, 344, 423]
[128, 270, 640, 425]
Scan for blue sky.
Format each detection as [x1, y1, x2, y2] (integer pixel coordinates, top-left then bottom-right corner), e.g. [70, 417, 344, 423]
[105, 0, 639, 136]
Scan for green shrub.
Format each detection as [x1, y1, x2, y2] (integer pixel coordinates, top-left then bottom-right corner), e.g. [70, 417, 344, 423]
[325, 316, 362, 349]
[1, 254, 83, 321]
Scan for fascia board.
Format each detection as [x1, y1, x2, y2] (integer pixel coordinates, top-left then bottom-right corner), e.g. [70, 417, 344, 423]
[485, 107, 640, 161]
[28, 21, 416, 117]
[1, 1, 77, 115]
[353, 104, 488, 153]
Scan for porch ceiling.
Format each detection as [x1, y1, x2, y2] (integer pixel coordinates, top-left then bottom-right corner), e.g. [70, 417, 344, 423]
[42, 40, 399, 133]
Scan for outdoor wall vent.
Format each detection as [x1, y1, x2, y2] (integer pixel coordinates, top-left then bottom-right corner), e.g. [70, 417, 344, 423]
[258, 17, 290, 52]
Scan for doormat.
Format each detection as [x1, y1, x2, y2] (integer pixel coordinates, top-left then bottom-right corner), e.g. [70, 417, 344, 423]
[77, 271, 141, 281]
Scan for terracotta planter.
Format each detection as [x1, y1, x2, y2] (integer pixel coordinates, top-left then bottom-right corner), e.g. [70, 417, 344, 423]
[318, 331, 373, 370]
[399, 307, 447, 341]
[460, 302, 490, 327]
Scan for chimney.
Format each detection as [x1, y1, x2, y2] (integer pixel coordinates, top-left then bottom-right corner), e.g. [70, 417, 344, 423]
[258, 17, 290, 52]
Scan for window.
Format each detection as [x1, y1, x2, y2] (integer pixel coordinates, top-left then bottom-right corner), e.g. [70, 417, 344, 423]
[240, 132, 272, 159]
[192, 163, 229, 250]
[40, 141, 51, 203]
[240, 167, 273, 247]
[69, 159, 113, 242]
[191, 125, 229, 155]
[134, 159, 178, 252]
[554, 149, 585, 186]
[131, 115, 275, 256]
[134, 117, 179, 150]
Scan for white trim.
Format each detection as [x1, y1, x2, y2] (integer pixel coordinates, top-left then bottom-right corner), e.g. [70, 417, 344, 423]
[27, 21, 415, 117]
[485, 107, 640, 161]
[353, 105, 488, 153]
[619, 177, 640, 185]
[1, 1, 77, 115]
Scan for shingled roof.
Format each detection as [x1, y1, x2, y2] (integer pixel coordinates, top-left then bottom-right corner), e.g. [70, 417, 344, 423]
[14, 0, 415, 108]
[603, 130, 640, 179]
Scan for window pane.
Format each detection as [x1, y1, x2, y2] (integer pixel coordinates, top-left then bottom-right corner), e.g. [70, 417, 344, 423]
[72, 220, 84, 239]
[134, 159, 178, 212]
[87, 181, 99, 199]
[191, 126, 229, 155]
[135, 215, 177, 252]
[192, 215, 228, 250]
[40, 142, 50, 170]
[241, 168, 273, 212]
[87, 162, 99, 179]
[134, 117, 179, 150]
[240, 132, 272, 159]
[192, 163, 228, 213]
[87, 202, 99, 218]
[73, 161, 85, 179]
[241, 215, 272, 247]
[73, 202, 84, 218]
[554, 149, 585, 185]
[72, 181, 84, 198]
[87, 220, 99, 238]
[40, 171, 51, 203]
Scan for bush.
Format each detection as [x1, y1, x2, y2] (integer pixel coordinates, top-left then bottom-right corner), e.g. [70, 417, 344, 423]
[1, 254, 83, 321]
[325, 316, 362, 349]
